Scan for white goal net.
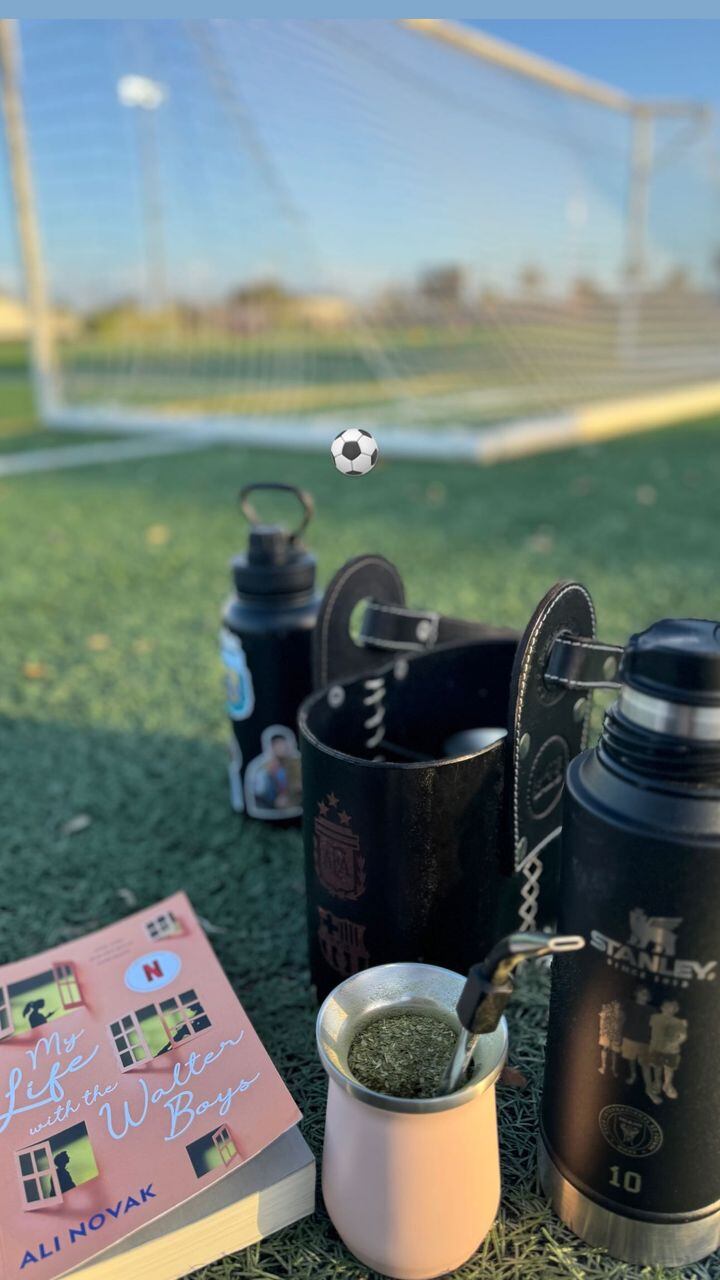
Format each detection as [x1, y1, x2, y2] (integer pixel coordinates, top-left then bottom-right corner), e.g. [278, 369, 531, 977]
[3, 19, 720, 458]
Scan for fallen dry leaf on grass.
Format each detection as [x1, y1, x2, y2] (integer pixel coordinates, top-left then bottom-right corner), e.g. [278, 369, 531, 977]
[61, 813, 92, 837]
[425, 483, 447, 507]
[526, 528, 555, 554]
[501, 1064, 529, 1090]
[23, 661, 49, 680]
[146, 524, 171, 547]
[117, 887, 138, 908]
[635, 484, 657, 506]
[198, 915, 227, 936]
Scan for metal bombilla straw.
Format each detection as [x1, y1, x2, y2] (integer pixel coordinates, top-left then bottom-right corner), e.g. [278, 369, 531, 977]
[441, 931, 586, 1095]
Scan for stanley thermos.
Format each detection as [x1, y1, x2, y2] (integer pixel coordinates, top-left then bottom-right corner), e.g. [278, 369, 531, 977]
[221, 482, 321, 821]
[540, 618, 720, 1267]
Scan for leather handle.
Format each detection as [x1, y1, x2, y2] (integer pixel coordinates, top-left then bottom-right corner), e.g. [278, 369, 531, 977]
[312, 554, 405, 689]
[359, 600, 515, 653]
[545, 634, 624, 690]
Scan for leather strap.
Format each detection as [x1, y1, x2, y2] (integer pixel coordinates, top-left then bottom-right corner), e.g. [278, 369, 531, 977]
[359, 600, 515, 652]
[545, 634, 623, 690]
[507, 581, 597, 931]
[312, 554, 405, 689]
[313, 554, 516, 688]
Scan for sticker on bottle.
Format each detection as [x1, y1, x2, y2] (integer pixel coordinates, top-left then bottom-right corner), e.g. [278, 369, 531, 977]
[245, 725, 303, 820]
[220, 627, 255, 721]
[228, 735, 244, 813]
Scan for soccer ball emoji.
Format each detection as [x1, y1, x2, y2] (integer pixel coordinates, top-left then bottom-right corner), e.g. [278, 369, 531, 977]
[330, 428, 379, 477]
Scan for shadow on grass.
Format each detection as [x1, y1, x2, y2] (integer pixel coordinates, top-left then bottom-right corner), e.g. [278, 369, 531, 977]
[0, 715, 318, 1108]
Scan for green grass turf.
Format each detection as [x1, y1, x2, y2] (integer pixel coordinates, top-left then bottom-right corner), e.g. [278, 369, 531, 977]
[2, 408, 720, 1279]
[0, 343, 40, 443]
[0, 345, 59, 451]
[0, 344, 123, 452]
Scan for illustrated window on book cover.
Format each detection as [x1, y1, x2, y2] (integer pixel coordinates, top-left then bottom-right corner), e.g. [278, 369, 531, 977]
[17, 1123, 99, 1211]
[110, 989, 212, 1070]
[4, 962, 84, 1038]
[186, 1125, 240, 1179]
[144, 909, 184, 942]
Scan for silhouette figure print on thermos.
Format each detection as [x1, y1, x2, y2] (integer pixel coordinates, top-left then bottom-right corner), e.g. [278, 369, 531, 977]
[621, 986, 656, 1097]
[596, 985, 688, 1105]
[23, 999, 56, 1028]
[649, 999, 688, 1101]
[597, 999, 623, 1078]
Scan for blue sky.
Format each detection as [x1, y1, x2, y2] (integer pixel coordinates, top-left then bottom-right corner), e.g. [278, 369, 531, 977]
[1, 20, 718, 309]
[471, 20, 720, 106]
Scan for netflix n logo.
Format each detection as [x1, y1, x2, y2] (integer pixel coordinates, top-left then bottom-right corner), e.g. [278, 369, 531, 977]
[124, 950, 182, 994]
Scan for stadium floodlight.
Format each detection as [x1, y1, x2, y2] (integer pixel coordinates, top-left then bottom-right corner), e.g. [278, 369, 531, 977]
[117, 73, 168, 308]
[117, 73, 166, 111]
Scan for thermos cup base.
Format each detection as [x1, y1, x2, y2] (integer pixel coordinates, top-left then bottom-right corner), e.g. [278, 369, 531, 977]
[324, 1233, 500, 1280]
[538, 1135, 720, 1267]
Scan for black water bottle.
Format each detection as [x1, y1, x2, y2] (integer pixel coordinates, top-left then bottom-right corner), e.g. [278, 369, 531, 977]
[221, 483, 321, 822]
[540, 618, 720, 1267]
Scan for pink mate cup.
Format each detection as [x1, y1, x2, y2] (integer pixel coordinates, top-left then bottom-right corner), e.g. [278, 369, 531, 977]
[316, 962, 508, 1280]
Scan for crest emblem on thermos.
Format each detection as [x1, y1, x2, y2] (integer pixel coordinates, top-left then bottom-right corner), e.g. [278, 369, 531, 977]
[314, 795, 366, 900]
[599, 1105, 664, 1158]
[317, 907, 369, 978]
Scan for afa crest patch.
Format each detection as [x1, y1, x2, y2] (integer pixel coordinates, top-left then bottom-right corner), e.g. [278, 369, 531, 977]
[314, 794, 366, 901]
[220, 627, 255, 721]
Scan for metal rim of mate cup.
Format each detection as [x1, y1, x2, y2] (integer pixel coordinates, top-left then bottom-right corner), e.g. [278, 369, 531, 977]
[317, 962, 508, 1280]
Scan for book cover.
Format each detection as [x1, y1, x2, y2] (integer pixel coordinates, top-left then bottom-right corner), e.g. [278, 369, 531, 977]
[0, 892, 302, 1279]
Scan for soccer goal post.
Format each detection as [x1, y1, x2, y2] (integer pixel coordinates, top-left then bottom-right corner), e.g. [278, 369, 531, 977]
[2, 18, 719, 462]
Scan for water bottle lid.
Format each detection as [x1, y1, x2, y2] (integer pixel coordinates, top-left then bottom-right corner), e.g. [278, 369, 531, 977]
[621, 618, 720, 708]
[232, 483, 316, 597]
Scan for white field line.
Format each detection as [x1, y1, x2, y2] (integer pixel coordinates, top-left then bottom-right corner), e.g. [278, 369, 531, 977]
[45, 376, 720, 464]
[0, 433, 209, 477]
[45, 404, 579, 463]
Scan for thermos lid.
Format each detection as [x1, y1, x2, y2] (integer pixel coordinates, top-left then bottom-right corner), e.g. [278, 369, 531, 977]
[621, 618, 720, 708]
[233, 482, 317, 597]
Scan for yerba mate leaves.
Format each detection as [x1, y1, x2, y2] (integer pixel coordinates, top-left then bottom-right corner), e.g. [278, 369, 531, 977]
[348, 1012, 456, 1099]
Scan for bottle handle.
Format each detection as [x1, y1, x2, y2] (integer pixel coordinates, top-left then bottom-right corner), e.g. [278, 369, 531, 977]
[239, 482, 314, 541]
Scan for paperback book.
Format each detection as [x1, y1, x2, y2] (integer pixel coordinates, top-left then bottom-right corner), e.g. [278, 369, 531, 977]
[0, 892, 314, 1279]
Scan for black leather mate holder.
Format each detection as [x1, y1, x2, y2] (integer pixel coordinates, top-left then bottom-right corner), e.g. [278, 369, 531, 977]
[300, 554, 622, 1000]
